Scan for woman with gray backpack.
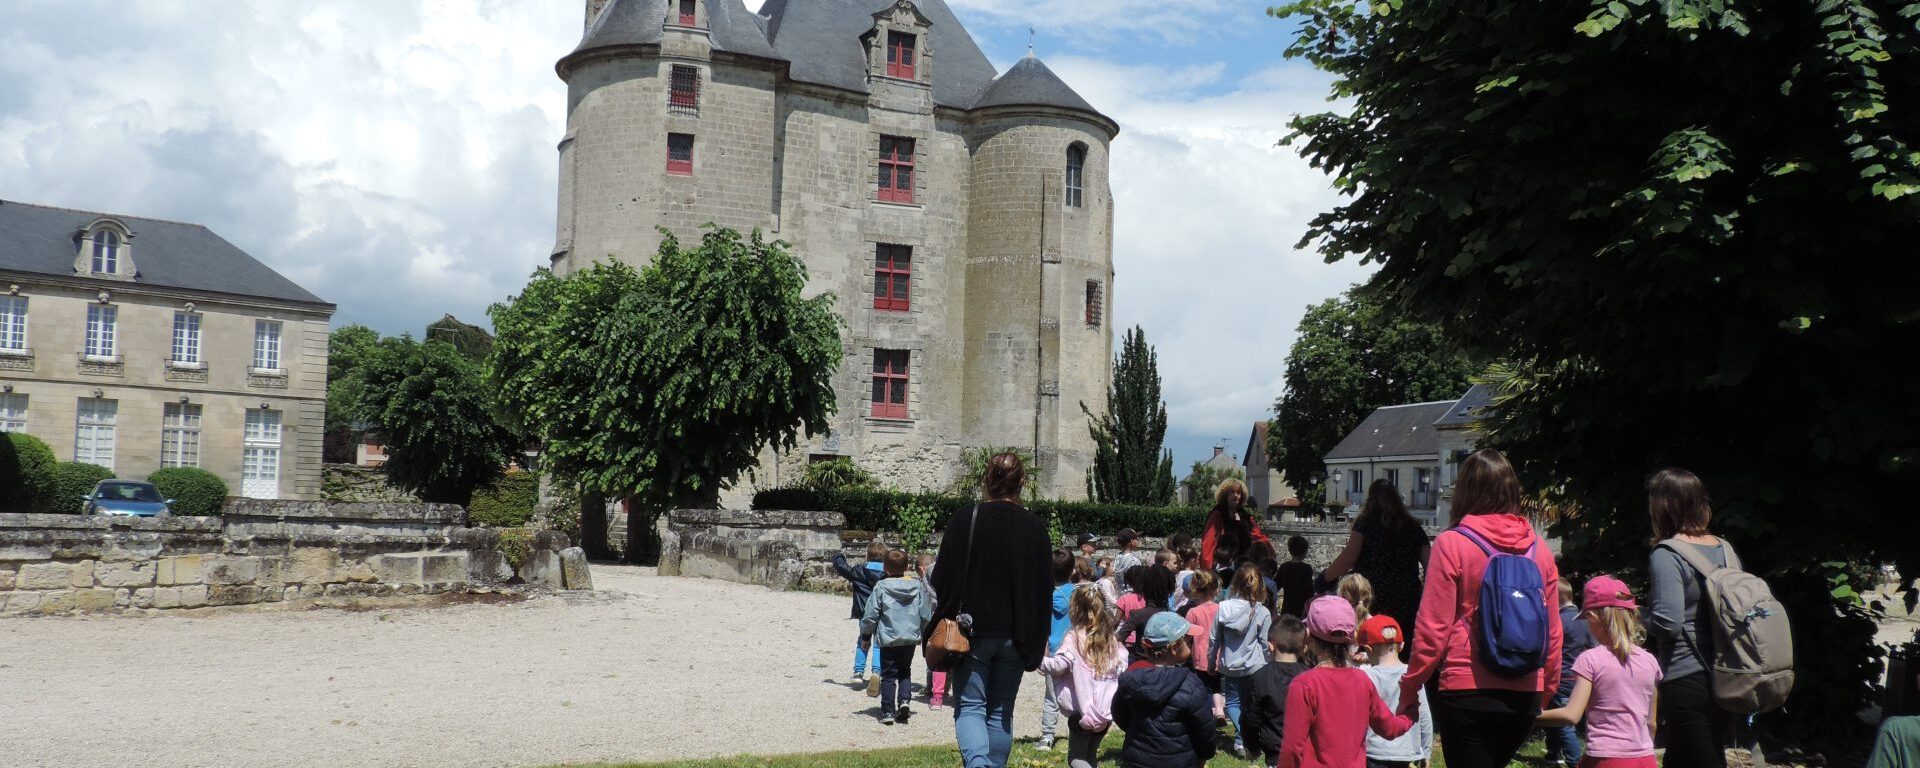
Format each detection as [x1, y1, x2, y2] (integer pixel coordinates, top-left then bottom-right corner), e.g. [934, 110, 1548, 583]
[1646, 469, 1794, 768]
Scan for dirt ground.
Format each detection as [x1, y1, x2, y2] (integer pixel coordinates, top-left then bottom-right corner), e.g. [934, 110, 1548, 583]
[0, 565, 1046, 767]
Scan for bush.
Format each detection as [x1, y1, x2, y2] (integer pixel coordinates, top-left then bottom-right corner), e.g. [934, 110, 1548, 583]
[802, 457, 878, 492]
[469, 471, 539, 527]
[148, 467, 228, 517]
[51, 462, 115, 515]
[0, 432, 58, 513]
[750, 486, 1210, 542]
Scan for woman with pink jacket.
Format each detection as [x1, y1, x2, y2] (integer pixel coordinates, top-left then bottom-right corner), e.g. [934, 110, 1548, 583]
[1397, 449, 1563, 768]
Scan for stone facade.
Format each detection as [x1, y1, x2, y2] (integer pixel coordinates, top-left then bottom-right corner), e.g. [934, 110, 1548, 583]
[0, 499, 522, 616]
[0, 204, 332, 500]
[551, 0, 1117, 502]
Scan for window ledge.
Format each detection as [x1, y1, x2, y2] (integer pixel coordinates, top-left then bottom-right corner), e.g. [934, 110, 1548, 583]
[81, 354, 123, 364]
[167, 360, 206, 370]
[871, 200, 924, 210]
[0, 347, 30, 357]
[865, 416, 915, 426]
[249, 368, 287, 377]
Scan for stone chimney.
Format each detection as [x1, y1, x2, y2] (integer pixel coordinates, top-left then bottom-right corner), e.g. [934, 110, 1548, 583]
[586, 0, 612, 32]
[1213, 443, 1225, 457]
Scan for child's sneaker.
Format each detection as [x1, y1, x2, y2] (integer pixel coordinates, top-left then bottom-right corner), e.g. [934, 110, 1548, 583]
[880, 710, 895, 726]
[929, 696, 944, 710]
[1231, 739, 1246, 759]
[849, 673, 866, 686]
[866, 676, 881, 697]
[896, 705, 912, 724]
[1035, 736, 1055, 752]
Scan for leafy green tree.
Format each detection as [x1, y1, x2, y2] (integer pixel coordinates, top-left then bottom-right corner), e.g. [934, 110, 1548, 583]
[325, 324, 382, 455]
[1269, 288, 1471, 497]
[1275, 0, 1920, 748]
[354, 336, 519, 506]
[950, 446, 1042, 499]
[1083, 326, 1177, 505]
[490, 227, 841, 564]
[1180, 460, 1245, 508]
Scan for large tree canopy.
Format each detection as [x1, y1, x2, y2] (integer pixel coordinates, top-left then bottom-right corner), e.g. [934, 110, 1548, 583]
[325, 324, 381, 436]
[1269, 288, 1472, 498]
[353, 336, 519, 506]
[1084, 326, 1176, 506]
[1277, 0, 1919, 749]
[489, 227, 841, 563]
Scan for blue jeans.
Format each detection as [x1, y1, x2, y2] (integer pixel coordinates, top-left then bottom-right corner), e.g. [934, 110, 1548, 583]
[1224, 674, 1250, 745]
[852, 632, 880, 675]
[954, 637, 1024, 768]
[1543, 691, 1582, 765]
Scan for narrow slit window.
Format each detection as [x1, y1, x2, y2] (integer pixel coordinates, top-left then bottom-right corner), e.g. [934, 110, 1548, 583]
[667, 133, 695, 175]
[886, 31, 916, 79]
[871, 349, 910, 419]
[878, 136, 914, 203]
[1085, 280, 1103, 328]
[669, 65, 700, 108]
[873, 245, 911, 312]
[1066, 144, 1086, 208]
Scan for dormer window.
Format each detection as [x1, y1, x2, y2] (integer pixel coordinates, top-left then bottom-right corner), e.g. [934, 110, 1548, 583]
[677, 0, 696, 26]
[92, 230, 121, 274]
[886, 31, 916, 79]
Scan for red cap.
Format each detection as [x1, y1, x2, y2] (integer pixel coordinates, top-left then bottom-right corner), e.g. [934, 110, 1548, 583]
[1581, 574, 1639, 613]
[1356, 614, 1403, 647]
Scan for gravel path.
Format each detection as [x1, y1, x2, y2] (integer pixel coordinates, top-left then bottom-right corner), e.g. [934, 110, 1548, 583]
[0, 565, 1047, 767]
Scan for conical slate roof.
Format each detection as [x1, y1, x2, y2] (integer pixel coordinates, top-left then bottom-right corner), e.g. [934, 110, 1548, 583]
[565, 0, 778, 68]
[973, 54, 1104, 118]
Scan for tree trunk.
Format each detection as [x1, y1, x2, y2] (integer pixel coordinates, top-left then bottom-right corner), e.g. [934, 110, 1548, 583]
[579, 491, 610, 560]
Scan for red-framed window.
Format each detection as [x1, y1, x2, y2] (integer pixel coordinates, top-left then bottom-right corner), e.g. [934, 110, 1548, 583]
[873, 244, 911, 311]
[669, 65, 700, 108]
[666, 133, 694, 175]
[878, 136, 914, 203]
[871, 349, 910, 419]
[1085, 280, 1103, 327]
[886, 31, 916, 79]
[677, 0, 696, 26]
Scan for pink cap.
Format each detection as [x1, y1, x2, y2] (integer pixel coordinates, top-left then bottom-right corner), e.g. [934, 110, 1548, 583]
[1305, 594, 1357, 643]
[1581, 574, 1638, 613]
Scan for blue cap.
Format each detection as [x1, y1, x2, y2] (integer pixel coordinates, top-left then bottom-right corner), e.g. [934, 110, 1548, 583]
[1142, 611, 1192, 649]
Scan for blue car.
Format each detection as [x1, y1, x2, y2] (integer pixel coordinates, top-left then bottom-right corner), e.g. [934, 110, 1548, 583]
[82, 480, 173, 518]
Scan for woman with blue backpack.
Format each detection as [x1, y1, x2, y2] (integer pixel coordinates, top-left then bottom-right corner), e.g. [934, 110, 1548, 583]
[1397, 448, 1564, 768]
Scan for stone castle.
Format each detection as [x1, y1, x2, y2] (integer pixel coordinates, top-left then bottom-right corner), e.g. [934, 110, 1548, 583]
[551, 0, 1118, 499]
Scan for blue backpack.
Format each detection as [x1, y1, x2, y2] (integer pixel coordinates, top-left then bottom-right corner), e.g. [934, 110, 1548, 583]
[1452, 526, 1549, 677]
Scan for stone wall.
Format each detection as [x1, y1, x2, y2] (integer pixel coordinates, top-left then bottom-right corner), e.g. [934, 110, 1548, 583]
[657, 508, 847, 591]
[0, 499, 521, 616]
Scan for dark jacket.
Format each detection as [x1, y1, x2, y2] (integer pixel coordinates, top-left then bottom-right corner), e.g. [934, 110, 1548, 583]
[830, 553, 883, 620]
[1113, 664, 1218, 768]
[929, 501, 1052, 670]
[1556, 603, 1596, 698]
[1240, 659, 1309, 764]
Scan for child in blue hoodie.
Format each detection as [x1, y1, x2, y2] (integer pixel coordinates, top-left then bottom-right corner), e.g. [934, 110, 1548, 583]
[1039, 549, 1078, 752]
[860, 549, 933, 725]
[832, 541, 887, 684]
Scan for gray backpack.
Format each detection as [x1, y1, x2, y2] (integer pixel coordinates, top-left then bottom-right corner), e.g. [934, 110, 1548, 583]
[1659, 539, 1795, 713]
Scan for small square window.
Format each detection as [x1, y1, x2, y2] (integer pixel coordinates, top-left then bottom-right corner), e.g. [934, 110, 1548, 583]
[667, 133, 695, 175]
[669, 65, 700, 108]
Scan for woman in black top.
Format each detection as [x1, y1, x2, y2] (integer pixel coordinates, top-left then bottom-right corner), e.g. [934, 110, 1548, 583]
[929, 453, 1051, 768]
[1321, 479, 1429, 638]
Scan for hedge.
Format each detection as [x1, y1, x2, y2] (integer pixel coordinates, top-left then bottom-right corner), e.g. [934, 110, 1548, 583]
[469, 471, 539, 528]
[0, 432, 58, 513]
[751, 486, 1209, 540]
[149, 467, 229, 517]
[52, 462, 116, 515]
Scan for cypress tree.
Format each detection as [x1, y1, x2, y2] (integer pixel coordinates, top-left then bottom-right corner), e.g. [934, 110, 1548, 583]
[1082, 326, 1175, 505]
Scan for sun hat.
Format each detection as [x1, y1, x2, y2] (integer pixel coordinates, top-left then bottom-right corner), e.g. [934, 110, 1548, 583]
[1581, 574, 1639, 614]
[1356, 614, 1403, 647]
[1304, 595, 1357, 643]
[1141, 611, 1192, 649]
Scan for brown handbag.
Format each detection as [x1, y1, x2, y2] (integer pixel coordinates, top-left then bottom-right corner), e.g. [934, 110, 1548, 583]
[923, 505, 978, 672]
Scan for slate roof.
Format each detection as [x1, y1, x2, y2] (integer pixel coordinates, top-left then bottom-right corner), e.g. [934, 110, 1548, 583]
[1434, 383, 1495, 428]
[1323, 400, 1459, 461]
[1245, 421, 1270, 467]
[564, 0, 1106, 118]
[0, 200, 329, 307]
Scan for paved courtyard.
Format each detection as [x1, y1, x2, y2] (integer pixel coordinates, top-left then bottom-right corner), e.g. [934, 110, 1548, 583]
[0, 565, 1046, 768]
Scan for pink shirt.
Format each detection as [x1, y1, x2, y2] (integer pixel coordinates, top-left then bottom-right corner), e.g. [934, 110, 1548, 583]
[1279, 667, 1414, 768]
[1115, 593, 1145, 622]
[1572, 646, 1662, 758]
[1185, 601, 1220, 672]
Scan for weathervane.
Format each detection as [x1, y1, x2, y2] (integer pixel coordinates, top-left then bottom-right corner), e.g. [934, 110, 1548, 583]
[1027, 26, 1036, 57]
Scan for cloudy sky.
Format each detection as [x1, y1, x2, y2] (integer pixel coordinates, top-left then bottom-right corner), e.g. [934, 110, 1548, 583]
[0, 0, 1372, 475]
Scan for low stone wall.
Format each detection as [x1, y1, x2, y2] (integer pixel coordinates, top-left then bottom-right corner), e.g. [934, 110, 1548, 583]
[658, 508, 847, 591]
[0, 499, 523, 616]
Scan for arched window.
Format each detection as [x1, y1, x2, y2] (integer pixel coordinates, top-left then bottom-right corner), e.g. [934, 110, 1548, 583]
[91, 230, 121, 274]
[1065, 144, 1086, 208]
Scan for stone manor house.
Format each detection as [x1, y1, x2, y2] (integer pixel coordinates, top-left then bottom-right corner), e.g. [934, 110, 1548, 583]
[0, 200, 332, 500]
[552, 0, 1119, 499]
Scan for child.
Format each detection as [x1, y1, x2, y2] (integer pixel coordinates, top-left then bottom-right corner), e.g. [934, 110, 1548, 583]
[1113, 612, 1217, 768]
[1115, 565, 1149, 622]
[1041, 549, 1078, 751]
[1154, 549, 1182, 609]
[858, 549, 933, 725]
[916, 552, 951, 710]
[1278, 596, 1417, 768]
[1537, 576, 1662, 768]
[830, 542, 886, 684]
[1078, 533, 1103, 575]
[1043, 586, 1129, 768]
[1177, 571, 1226, 720]
[1241, 615, 1312, 767]
[1547, 579, 1598, 768]
[1212, 563, 1273, 759]
[1117, 565, 1178, 649]
[1111, 529, 1144, 594]
[1277, 536, 1315, 619]
[1358, 615, 1432, 768]
[1173, 547, 1199, 606]
[1338, 573, 1375, 664]
[1094, 557, 1120, 612]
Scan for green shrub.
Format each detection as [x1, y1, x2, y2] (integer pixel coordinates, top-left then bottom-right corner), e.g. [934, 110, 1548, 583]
[497, 527, 534, 570]
[469, 471, 539, 527]
[802, 457, 878, 492]
[52, 462, 115, 515]
[0, 432, 58, 513]
[750, 486, 1209, 541]
[148, 467, 228, 517]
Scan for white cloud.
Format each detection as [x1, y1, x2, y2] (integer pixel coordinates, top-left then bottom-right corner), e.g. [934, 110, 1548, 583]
[952, 0, 1248, 42]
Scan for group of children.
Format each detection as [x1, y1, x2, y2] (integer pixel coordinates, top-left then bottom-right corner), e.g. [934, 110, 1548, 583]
[833, 530, 1665, 768]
